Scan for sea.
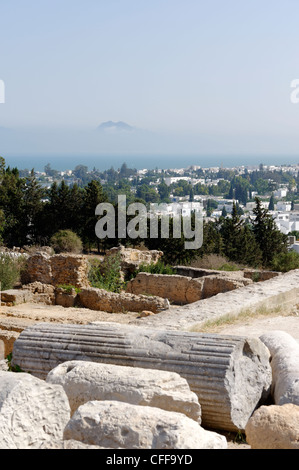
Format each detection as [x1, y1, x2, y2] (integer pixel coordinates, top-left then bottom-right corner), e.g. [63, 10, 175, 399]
[4, 154, 299, 172]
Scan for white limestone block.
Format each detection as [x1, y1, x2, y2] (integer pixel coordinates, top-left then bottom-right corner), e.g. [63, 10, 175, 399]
[0, 371, 70, 449]
[46, 360, 201, 422]
[63, 400, 227, 449]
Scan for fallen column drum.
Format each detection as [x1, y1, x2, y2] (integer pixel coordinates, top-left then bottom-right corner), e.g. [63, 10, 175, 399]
[12, 322, 272, 432]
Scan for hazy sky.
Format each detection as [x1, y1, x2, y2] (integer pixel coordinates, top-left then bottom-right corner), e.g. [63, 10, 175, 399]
[1, 0, 299, 162]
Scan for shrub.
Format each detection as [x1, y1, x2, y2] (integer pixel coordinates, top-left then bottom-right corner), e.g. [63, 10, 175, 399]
[88, 254, 124, 293]
[218, 263, 241, 272]
[57, 284, 81, 294]
[0, 253, 26, 291]
[50, 230, 83, 254]
[270, 250, 299, 272]
[135, 261, 176, 276]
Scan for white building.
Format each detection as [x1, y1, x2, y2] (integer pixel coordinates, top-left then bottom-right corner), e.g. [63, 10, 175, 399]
[276, 201, 292, 212]
[274, 188, 288, 198]
[149, 201, 203, 219]
[273, 211, 299, 234]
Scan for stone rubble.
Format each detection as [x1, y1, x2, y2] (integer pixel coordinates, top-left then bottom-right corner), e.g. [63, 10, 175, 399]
[105, 245, 163, 280]
[0, 371, 71, 449]
[46, 360, 202, 422]
[0, 249, 298, 449]
[77, 287, 169, 314]
[63, 400, 227, 449]
[11, 322, 272, 432]
[245, 404, 299, 449]
[259, 330, 299, 406]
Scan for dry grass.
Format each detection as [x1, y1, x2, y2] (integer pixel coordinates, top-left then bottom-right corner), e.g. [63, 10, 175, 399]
[186, 254, 246, 271]
[188, 304, 297, 334]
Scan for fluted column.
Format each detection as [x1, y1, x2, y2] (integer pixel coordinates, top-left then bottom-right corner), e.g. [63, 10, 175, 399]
[12, 322, 272, 432]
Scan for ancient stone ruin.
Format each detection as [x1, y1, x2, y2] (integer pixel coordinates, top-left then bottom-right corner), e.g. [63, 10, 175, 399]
[126, 271, 253, 304]
[0, 247, 298, 449]
[105, 245, 163, 280]
[12, 322, 272, 432]
[22, 253, 90, 288]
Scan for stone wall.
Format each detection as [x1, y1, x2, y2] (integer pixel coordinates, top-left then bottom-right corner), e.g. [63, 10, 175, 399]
[136, 269, 299, 331]
[126, 272, 252, 304]
[78, 287, 169, 314]
[105, 246, 163, 279]
[23, 253, 90, 288]
[174, 265, 280, 282]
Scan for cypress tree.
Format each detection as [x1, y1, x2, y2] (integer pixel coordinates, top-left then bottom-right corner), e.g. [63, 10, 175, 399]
[220, 202, 243, 262]
[220, 202, 262, 267]
[268, 193, 275, 211]
[23, 169, 45, 244]
[81, 180, 108, 252]
[221, 205, 227, 218]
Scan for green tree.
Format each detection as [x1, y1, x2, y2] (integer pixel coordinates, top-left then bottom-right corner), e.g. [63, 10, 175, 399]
[42, 181, 72, 237]
[81, 180, 108, 251]
[220, 203, 243, 262]
[23, 169, 45, 244]
[268, 193, 275, 211]
[220, 202, 262, 267]
[158, 180, 170, 202]
[189, 185, 194, 202]
[144, 215, 199, 265]
[251, 197, 288, 267]
[136, 184, 159, 204]
[197, 220, 223, 257]
[0, 167, 26, 246]
[221, 206, 227, 218]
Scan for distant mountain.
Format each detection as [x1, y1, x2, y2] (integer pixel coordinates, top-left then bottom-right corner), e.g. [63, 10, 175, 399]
[97, 121, 136, 132]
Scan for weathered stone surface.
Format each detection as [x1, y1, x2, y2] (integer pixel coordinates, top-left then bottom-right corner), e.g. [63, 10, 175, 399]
[174, 265, 280, 282]
[1, 289, 33, 306]
[0, 371, 70, 449]
[0, 329, 20, 357]
[22, 253, 52, 285]
[37, 439, 105, 449]
[201, 275, 252, 298]
[126, 272, 252, 304]
[105, 246, 163, 279]
[0, 341, 4, 362]
[24, 281, 55, 295]
[12, 322, 272, 432]
[55, 287, 78, 308]
[63, 400, 227, 449]
[245, 404, 299, 449]
[51, 254, 89, 288]
[136, 269, 299, 331]
[46, 360, 201, 422]
[126, 273, 204, 304]
[24, 282, 55, 305]
[243, 270, 281, 282]
[0, 359, 8, 372]
[78, 287, 169, 313]
[260, 330, 299, 405]
[23, 253, 90, 288]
